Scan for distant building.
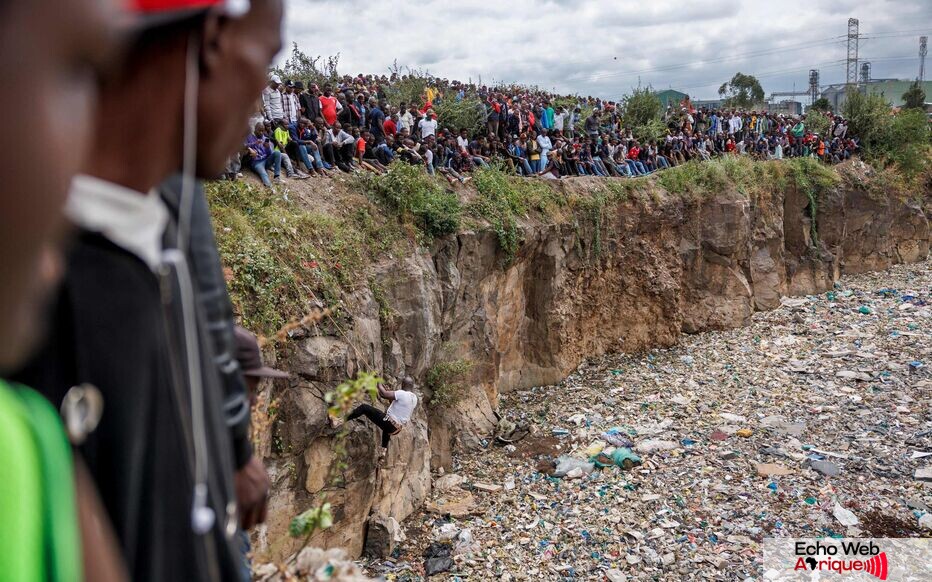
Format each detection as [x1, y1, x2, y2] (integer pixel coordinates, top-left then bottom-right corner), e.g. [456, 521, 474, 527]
[766, 100, 803, 115]
[820, 79, 932, 111]
[692, 98, 725, 110]
[655, 89, 688, 110]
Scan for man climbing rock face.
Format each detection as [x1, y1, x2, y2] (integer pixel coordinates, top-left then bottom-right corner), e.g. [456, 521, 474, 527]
[348, 376, 419, 454]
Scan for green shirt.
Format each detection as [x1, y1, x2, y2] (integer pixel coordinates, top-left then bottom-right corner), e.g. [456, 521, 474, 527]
[0, 381, 81, 582]
[273, 127, 290, 150]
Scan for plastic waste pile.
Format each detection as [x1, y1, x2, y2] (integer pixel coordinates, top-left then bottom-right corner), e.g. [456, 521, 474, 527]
[363, 262, 932, 580]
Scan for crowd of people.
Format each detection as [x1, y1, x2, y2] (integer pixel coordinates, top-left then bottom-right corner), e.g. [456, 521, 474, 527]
[239, 72, 860, 187]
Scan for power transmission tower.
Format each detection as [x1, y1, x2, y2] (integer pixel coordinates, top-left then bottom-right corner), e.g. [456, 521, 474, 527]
[860, 62, 871, 84]
[921, 36, 928, 82]
[809, 69, 820, 105]
[846, 18, 859, 86]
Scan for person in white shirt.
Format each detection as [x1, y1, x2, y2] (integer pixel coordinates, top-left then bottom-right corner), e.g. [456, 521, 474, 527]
[347, 377, 419, 456]
[399, 106, 414, 132]
[418, 110, 438, 139]
[261, 74, 285, 121]
[537, 129, 553, 170]
[553, 107, 566, 135]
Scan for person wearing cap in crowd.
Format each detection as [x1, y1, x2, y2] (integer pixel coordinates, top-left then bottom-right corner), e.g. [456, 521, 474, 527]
[282, 79, 299, 125]
[347, 377, 419, 459]
[0, 1, 130, 581]
[263, 73, 285, 122]
[13, 1, 284, 580]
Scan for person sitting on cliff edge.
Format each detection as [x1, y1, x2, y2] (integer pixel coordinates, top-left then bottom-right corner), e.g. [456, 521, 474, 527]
[347, 376, 419, 460]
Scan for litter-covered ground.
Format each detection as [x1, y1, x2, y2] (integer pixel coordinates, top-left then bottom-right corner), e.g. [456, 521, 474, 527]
[365, 262, 932, 581]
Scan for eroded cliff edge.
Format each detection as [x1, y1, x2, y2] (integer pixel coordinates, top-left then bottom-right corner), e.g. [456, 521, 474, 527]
[214, 159, 929, 560]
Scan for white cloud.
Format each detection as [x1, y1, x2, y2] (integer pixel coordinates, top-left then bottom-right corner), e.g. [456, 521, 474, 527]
[281, 0, 932, 99]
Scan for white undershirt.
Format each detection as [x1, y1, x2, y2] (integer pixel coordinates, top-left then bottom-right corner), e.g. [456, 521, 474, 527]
[66, 174, 168, 272]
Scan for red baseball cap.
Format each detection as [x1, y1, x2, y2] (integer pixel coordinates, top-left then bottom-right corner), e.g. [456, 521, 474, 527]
[128, 0, 249, 27]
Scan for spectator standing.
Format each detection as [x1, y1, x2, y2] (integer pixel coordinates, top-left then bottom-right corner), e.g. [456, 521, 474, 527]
[262, 74, 285, 122]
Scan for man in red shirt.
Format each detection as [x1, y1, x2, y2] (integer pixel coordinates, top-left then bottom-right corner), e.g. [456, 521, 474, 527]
[383, 108, 398, 138]
[319, 83, 339, 126]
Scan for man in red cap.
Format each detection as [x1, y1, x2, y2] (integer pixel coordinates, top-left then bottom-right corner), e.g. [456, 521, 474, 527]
[14, 0, 285, 580]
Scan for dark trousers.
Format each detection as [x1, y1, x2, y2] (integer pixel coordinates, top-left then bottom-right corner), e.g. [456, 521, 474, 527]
[348, 404, 398, 448]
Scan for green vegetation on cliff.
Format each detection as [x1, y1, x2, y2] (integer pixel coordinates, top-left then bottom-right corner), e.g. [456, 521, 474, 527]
[206, 180, 407, 334]
[209, 156, 924, 337]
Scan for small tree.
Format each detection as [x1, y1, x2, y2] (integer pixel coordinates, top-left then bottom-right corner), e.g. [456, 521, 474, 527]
[620, 87, 664, 141]
[272, 43, 340, 88]
[902, 81, 927, 110]
[620, 86, 662, 128]
[718, 73, 765, 109]
[810, 97, 832, 112]
[842, 87, 892, 153]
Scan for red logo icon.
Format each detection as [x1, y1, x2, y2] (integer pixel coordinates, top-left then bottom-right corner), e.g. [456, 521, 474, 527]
[864, 552, 888, 580]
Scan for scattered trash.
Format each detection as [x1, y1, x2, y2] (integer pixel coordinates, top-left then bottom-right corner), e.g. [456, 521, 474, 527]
[552, 455, 595, 478]
[736, 428, 754, 438]
[422, 543, 454, 577]
[634, 439, 679, 454]
[833, 502, 860, 527]
[755, 463, 794, 477]
[809, 460, 842, 477]
[591, 448, 642, 470]
[373, 264, 932, 580]
[433, 473, 465, 492]
[601, 427, 635, 448]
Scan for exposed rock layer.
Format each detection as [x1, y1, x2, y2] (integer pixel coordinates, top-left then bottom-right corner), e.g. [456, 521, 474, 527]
[250, 170, 929, 561]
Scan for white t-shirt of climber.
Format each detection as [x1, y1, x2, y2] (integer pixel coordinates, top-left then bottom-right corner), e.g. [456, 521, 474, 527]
[386, 390, 418, 427]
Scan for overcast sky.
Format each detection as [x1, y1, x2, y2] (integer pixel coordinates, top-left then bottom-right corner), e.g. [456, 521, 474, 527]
[282, 0, 931, 100]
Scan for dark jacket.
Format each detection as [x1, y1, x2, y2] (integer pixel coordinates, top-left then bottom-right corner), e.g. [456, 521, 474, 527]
[160, 175, 252, 469]
[14, 229, 242, 582]
[299, 91, 321, 123]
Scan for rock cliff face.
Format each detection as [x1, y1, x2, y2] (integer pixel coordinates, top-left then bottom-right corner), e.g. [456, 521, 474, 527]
[249, 165, 929, 562]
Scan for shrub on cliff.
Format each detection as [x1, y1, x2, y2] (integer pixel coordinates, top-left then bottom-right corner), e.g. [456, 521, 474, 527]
[470, 166, 564, 263]
[207, 180, 406, 335]
[426, 359, 473, 409]
[360, 162, 462, 241]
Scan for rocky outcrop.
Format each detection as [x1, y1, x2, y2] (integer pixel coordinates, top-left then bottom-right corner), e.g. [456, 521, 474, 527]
[249, 162, 929, 563]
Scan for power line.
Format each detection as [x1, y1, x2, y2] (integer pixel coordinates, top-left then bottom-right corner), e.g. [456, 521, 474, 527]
[591, 36, 847, 83]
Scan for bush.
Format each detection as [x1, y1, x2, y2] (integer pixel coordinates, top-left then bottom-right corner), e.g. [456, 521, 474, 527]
[273, 44, 340, 89]
[887, 109, 931, 179]
[361, 162, 462, 241]
[207, 180, 403, 335]
[842, 87, 892, 153]
[426, 359, 473, 409]
[805, 111, 832, 139]
[620, 87, 662, 129]
[383, 64, 429, 108]
[469, 166, 564, 263]
[632, 118, 668, 143]
[434, 94, 486, 135]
